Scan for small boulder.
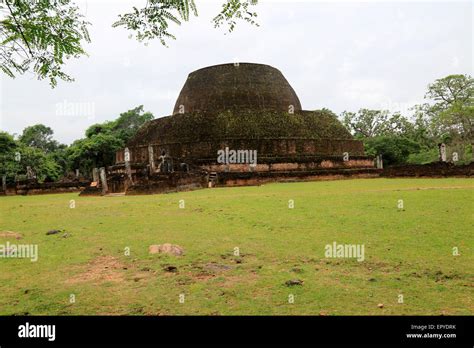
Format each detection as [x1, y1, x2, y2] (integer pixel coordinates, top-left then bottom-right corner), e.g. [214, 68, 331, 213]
[377, 303, 384, 308]
[285, 279, 303, 287]
[149, 243, 184, 256]
[0, 231, 22, 240]
[163, 265, 178, 273]
[46, 229, 61, 235]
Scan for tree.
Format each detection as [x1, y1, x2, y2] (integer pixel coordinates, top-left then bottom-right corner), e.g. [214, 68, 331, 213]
[19, 124, 59, 152]
[0, 0, 91, 87]
[67, 133, 124, 175]
[113, 105, 154, 143]
[0, 131, 62, 182]
[67, 105, 154, 176]
[341, 108, 440, 165]
[0, 131, 21, 181]
[341, 109, 412, 138]
[417, 74, 474, 160]
[17, 145, 62, 182]
[425, 74, 473, 109]
[1, 0, 259, 86]
[84, 105, 153, 143]
[0, 130, 17, 153]
[364, 136, 421, 166]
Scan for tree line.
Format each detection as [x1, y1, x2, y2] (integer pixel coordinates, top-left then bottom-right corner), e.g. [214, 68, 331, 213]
[342, 74, 473, 165]
[0, 74, 472, 183]
[0, 106, 153, 183]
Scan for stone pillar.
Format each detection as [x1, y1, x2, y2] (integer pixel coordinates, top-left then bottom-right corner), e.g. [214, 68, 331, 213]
[92, 168, 99, 183]
[124, 147, 132, 183]
[2, 175, 6, 192]
[26, 166, 34, 180]
[148, 145, 155, 174]
[99, 167, 108, 194]
[75, 169, 80, 178]
[376, 154, 383, 169]
[439, 143, 447, 162]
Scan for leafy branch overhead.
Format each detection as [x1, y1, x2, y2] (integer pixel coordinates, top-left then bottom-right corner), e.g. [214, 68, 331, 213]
[0, 0, 90, 87]
[113, 0, 259, 43]
[1, 0, 259, 86]
[112, 0, 199, 45]
[213, 0, 259, 33]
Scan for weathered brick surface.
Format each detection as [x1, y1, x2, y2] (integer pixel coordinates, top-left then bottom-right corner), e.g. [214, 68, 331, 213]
[173, 63, 302, 114]
[381, 162, 473, 177]
[120, 139, 367, 165]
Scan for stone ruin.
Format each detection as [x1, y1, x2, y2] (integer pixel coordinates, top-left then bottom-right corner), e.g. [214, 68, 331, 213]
[83, 63, 381, 195]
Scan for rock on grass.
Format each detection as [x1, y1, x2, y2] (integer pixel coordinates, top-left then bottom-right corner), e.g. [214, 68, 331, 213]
[149, 243, 184, 256]
[285, 279, 303, 286]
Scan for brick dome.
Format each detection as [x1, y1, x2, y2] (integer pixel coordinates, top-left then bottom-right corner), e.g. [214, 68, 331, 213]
[172, 63, 302, 114]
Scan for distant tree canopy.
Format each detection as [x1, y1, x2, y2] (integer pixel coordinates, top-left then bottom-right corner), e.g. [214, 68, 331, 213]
[0, 105, 153, 182]
[420, 74, 474, 148]
[19, 124, 62, 153]
[67, 105, 154, 175]
[341, 109, 413, 138]
[341, 74, 473, 166]
[0, 0, 259, 86]
[0, 130, 62, 182]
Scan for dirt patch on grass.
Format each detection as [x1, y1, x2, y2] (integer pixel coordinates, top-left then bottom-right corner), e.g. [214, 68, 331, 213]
[0, 231, 22, 239]
[219, 272, 259, 288]
[65, 256, 126, 284]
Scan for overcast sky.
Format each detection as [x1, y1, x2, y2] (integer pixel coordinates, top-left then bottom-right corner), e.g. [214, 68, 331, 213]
[1, 0, 472, 144]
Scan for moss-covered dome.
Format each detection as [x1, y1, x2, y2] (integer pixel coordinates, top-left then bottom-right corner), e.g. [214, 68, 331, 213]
[128, 109, 352, 147]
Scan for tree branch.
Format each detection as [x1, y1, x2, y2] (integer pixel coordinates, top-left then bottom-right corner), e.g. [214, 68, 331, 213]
[4, 0, 34, 58]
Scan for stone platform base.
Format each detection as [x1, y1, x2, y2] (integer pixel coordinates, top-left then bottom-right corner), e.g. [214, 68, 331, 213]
[381, 162, 473, 177]
[213, 168, 382, 187]
[96, 167, 382, 195]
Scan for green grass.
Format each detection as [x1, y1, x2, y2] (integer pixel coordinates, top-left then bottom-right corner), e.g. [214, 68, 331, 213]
[0, 178, 473, 315]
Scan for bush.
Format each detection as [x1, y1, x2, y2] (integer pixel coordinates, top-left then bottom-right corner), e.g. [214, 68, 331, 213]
[364, 136, 421, 166]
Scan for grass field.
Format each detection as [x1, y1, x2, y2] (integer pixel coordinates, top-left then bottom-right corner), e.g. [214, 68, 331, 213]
[0, 178, 473, 315]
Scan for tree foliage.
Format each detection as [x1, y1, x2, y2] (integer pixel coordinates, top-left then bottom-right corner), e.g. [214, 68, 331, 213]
[19, 124, 60, 152]
[112, 0, 199, 45]
[213, 0, 259, 33]
[1, 0, 259, 85]
[0, 0, 91, 87]
[0, 130, 62, 182]
[67, 105, 154, 175]
[341, 75, 474, 165]
[423, 74, 474, 146]
[0, 106, 152, 182]
[342, 109, 413, 138]
[364, 136, 421, 166]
